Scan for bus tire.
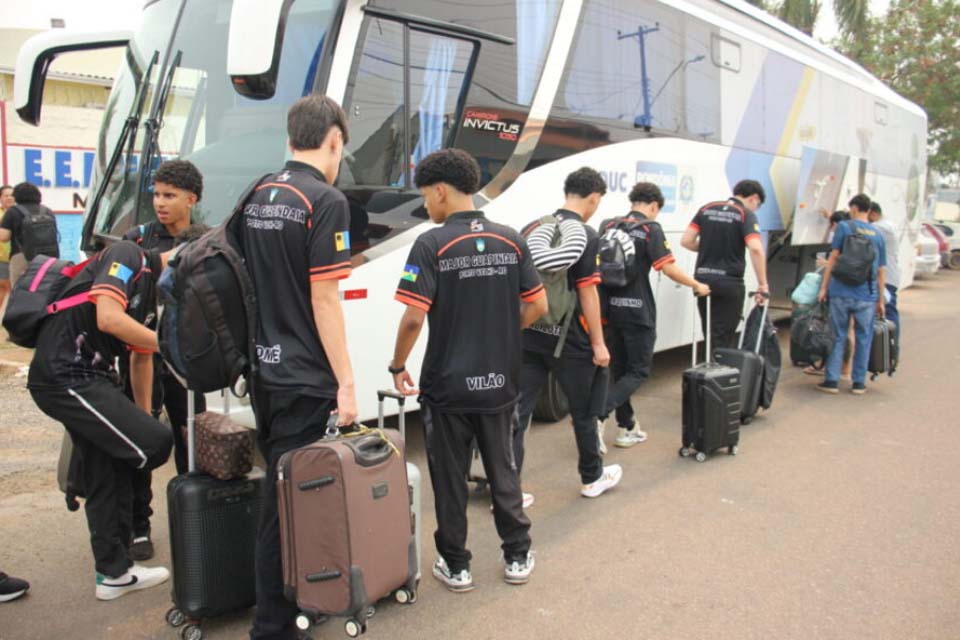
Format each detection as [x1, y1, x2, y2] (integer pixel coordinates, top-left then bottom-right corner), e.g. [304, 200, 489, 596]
[532, 371, 570, 423]
[949, 250, 960, 270]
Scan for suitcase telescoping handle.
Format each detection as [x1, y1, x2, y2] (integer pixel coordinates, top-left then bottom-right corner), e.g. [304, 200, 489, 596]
[186, 389, 196, 473]
[185, 389, 229, 473]
[691, 294, 713, 368]
[737, 293, 770, 355]
[377, 389, 407, 439]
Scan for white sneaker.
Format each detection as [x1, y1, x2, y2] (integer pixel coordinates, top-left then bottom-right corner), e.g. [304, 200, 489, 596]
[504, 552, 535, 585]
[95, 564, 170, 601]
[580, 464, 623, 498]
[615, 426, 648, 448]
[596, 419, 607, 455]
[431, 557, 474, 593]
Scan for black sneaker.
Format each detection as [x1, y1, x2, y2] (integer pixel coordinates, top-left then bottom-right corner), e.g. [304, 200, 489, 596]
[851, 382, 867, 395]
[130, 536, 155, 561]
[431, 558, 474, 593]
[816, 381, 839, 394]
[0, 572, 30, 603]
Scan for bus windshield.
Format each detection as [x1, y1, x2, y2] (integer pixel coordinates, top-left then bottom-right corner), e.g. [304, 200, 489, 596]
[87, 0, 339, 243]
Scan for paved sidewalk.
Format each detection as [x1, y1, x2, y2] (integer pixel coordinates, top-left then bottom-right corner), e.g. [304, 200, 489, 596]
[1, 272, 958, 640]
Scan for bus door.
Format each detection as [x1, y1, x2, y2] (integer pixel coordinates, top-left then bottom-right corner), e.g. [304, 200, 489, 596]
[337, 9, 485, 259]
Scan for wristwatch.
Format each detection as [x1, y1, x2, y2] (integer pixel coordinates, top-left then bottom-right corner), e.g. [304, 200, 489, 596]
[388, 363, 405, 375]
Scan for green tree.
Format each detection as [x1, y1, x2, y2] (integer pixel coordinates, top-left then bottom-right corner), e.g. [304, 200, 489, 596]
[841, 0, 960, 176]
[759, 0, 868, 36]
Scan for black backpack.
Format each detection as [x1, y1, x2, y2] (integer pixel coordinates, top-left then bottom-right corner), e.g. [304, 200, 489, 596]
[17, 204, 60, 260]
[158, 176, 266, 394]
[3, 255, 92, 347]
[598, 218, 639, 288]
[791, 303, 836, 363]
[832, 222, 876, 288]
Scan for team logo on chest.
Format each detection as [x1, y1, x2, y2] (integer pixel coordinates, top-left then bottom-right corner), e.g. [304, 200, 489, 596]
[476, 238, 486, 253]
[269, 188, 279, 203]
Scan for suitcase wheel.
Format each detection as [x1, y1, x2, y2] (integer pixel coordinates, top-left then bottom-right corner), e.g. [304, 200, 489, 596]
[344, 618, 367, 638]
[695, 451, 707, 463]
[728, 445, 739, 456]
[395, 587, 417, 605]
[678, 447, 692, 458]
[165, 607, 186, 628]
[180, 624, 203, 640]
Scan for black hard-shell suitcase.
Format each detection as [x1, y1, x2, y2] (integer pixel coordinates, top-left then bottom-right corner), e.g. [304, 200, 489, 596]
[868, 317, 898, 380]
[166, 392, 263, 638]
[680, 296, 741, 462]
[714, 299, 769, 424]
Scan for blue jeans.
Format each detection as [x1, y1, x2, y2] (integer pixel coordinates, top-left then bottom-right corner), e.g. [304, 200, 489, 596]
[825, 296, 876, 385]
[885, 284, 899, 335]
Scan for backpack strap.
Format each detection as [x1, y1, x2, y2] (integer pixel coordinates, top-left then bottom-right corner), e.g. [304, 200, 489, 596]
[61, 257, 94, 279]
[47, 292, 91, 314]
[226, 173, 274, 256]
[552, 306, 576, 359]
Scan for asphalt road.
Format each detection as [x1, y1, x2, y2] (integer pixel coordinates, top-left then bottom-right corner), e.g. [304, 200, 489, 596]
[1, 271, 959, 640]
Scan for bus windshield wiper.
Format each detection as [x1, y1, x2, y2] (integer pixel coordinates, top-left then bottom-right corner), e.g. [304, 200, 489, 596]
[83, 50, 159, 250]
[135, 50, 182, 217]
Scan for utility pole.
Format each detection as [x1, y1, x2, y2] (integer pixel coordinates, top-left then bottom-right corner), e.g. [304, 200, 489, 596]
[618, 23, 660, 130]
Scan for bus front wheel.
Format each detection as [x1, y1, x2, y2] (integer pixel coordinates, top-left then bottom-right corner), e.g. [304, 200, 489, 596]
[532, 371, 570, 423]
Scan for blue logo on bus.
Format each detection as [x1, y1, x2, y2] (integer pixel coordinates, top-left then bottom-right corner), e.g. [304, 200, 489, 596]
[634, 162, 678, 213]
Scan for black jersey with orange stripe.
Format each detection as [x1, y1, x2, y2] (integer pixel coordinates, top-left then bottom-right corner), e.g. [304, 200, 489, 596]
[687, 197, 761, 282]
[28, 241, 158, 387]
[599, 212, 675, 328]
[122, 221, 175, 253]
[520, 209, 601, 360]
[239, 160, 351, 398]
[395, 210, 543, 413]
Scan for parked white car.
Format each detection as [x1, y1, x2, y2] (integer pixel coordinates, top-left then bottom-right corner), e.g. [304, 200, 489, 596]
[916, 227, 942, 275]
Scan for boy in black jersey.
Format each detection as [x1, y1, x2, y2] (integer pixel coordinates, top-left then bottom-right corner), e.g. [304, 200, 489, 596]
[681, 179, 769, 350]
[120, 159, 207, 561]
[243, 95, 357, 640]
[391, 149, 546, 592]
[516, 167, 623, 501]
[28, 241, 174, 601]
[598, 183, 710, 450]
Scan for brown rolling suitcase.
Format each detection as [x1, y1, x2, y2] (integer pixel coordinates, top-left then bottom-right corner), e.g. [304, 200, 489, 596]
[278, 422, 417, 638]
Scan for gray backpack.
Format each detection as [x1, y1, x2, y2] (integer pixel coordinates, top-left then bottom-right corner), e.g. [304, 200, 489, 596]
[18, 203, 60, 260]
[832, 222, 876, 289]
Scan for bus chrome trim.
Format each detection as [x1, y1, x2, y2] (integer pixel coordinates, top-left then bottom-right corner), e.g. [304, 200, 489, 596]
[479, 0, 583, 200]
[325, 0, 366, 104]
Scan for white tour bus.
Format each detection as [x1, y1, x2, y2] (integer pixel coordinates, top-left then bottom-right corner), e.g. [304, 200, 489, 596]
[15, 0, 927, 420]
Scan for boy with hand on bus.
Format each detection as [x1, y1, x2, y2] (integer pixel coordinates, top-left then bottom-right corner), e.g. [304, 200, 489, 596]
[516, 168, 623, 501]
[119, 159, 208, 562]
[868, 201, 900, 332]
[681, 179, 769, 351]
[597, 182, 710, 450]
[390, 148, 545, 592]
[816, 194, 886, 395]
[240, 95, 357, 640]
